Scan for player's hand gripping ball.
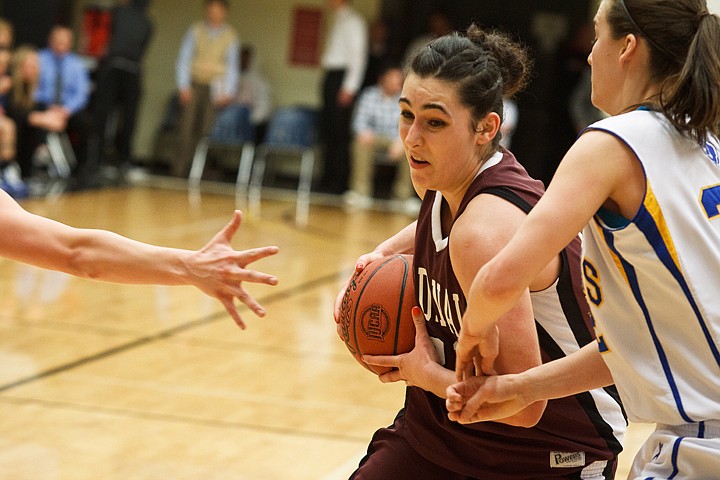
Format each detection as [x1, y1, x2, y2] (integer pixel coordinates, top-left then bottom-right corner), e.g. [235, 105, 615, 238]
[339, 254, 416, 375]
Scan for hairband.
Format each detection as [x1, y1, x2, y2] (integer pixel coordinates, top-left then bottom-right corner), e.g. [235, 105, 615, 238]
[617, 0, 669, 56]
[696, 9, 711, 24]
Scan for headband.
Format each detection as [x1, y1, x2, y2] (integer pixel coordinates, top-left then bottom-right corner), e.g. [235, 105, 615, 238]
[617, 0, 668, 56]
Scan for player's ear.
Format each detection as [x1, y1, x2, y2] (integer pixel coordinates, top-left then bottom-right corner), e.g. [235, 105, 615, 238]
[474, 112, 500, 145]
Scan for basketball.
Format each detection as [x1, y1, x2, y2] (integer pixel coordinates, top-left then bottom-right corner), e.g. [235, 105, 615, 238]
[338, 254, 416, 375]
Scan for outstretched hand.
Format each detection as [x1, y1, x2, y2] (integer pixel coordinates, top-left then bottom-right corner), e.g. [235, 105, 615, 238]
[187, 210, 279, 329]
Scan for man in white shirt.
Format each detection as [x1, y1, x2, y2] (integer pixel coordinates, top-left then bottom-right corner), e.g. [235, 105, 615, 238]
[345, 62, 415, 211]
[317, 0, 367, 194]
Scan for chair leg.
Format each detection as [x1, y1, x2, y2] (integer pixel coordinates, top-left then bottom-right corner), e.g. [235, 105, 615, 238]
[248, 150, 266, 216]
[235, 142, 255, 199]
[296, 150, 314, 226]
[188, 137, 210, 186]
[46, 132, 72, 178]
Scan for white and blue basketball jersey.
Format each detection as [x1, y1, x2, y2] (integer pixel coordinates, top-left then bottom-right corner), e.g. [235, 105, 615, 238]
[583, 110, 720, 426]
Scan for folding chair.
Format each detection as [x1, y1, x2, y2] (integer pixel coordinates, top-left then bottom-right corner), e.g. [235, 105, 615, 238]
[188, 104, 256, 192]
[248, 106, 319, 226]
[45, 131, 76, 178]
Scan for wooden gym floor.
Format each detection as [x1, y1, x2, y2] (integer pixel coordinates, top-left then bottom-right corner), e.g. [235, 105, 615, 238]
[0, 183, 652, 479]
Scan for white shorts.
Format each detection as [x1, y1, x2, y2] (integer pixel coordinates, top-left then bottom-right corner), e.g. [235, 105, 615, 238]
[629, 421, 720, 479]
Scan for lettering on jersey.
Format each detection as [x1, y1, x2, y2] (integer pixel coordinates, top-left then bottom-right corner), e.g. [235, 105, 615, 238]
[700, 184, 720, 219]
[417, 267, 462, 337]
[550, 451, 586, 468]
[597, 334, 610, 353]
[582, 259, 603, 306]
[704, 142, 719, 166]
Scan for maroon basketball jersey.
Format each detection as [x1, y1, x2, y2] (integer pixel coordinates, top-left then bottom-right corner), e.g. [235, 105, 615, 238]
[405, 150, 626, 478]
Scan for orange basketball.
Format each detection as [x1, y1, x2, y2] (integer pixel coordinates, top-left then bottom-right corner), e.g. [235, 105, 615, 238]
[338, 254, 416, 375]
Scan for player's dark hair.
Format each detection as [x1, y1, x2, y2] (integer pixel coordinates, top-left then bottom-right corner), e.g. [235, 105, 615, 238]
[407, 23, 532, 148]
[608, 0, 720, 144]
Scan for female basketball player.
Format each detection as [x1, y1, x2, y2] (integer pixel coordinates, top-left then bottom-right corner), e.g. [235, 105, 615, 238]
[334, 25, 626, 478]
[449, 1, 720, 478]
[0, 192, 278, 329]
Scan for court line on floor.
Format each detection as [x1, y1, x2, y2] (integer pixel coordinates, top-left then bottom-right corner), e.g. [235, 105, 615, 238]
[0, 270, 346, 395]
[0, 395, 370, 444]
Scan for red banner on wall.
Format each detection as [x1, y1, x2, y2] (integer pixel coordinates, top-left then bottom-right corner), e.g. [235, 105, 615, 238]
[289, 7, 323, 67]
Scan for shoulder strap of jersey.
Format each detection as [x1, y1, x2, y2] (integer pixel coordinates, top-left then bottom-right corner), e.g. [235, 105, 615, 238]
[482, 186, 533, 214]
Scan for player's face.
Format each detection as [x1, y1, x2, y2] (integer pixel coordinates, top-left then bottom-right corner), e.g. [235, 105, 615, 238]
[398, 73, 487, 196]
[589, 0, 624, 115]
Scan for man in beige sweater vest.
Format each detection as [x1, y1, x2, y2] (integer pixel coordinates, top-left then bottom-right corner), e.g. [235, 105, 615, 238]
[174, 0, 239, 177]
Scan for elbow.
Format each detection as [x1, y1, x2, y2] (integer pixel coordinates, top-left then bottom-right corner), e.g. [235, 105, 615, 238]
[506, 400, 547, 428]
[474, 259, 522, 306]
[65, 241, 101, 280]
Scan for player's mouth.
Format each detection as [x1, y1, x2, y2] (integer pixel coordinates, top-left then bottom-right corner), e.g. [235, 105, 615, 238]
[409, 155, 429, 167]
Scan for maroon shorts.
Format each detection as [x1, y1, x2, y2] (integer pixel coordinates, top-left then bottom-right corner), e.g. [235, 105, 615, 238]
[350, 412, 595, 480]
[350, 413, 477, 480]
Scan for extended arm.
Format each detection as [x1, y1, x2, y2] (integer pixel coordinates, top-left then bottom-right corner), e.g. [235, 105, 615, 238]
[455, 130, 644, 378]
[0, 192, 278, 328]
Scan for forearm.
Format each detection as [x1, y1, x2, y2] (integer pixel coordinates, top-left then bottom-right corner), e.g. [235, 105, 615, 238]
[373, 221, 417, 256]
[24, 226, 192, 286]
[517, 343, 613, 404]
[424, 363, 543, 426]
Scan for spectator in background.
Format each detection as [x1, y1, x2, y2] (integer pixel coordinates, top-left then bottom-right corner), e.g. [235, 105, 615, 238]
[0, 18, 13, 49]
[317, 0, 367, 194]
[345, 61, 415, 212]
[569, 67, 607, 134]
[36, 25, 98, 182]
[361, 17, 396, 90]
[499, 97, 519, 149]
[236, 44, 271, 144]
[402, 11, 453, 68]
[173, 0, 239, 177]
[0, 45, 22, 197]
[5, 47, 67, 194]
[93, 0, 154, 182]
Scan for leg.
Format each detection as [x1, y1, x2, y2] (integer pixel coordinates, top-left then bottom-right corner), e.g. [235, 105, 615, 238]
[115, 69, 142, 166]
[93, 64, 121, 167]
[318, 70, 350, 193]
[391, 153, 414, 201]
[349, 138, 376, 197]
[0, 115, 17, 161]
[350, 413, 473, 480]
[174, 84, 202, 177]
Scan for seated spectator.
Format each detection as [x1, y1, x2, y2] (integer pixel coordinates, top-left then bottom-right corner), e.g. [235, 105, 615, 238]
[6, 46, 67, 180]
[36, 25, 98, 181]
[0, 45, 23, 197]
[0, 18, 12, 49]
[345, 61, 415, 211]
[235, 44, 271, 143]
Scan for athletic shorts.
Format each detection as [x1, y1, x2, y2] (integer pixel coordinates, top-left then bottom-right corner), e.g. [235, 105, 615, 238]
[349, 413, 603, 480]
[629, 421, 720, 479]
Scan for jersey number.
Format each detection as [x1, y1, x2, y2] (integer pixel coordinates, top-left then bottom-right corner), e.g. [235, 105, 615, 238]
[700, 184, 720, 219]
